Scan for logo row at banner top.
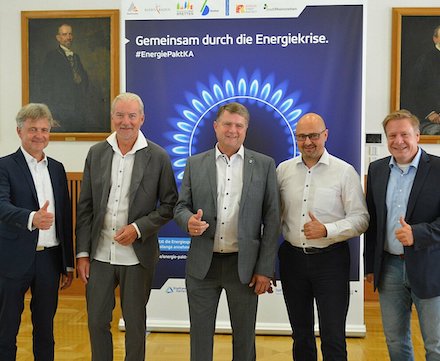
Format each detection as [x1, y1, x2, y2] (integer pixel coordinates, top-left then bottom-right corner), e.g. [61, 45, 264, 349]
[123, 0, 303, 19]
[123, 0, 365, 20]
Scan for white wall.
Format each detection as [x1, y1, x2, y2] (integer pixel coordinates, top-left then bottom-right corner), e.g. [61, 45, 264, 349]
[0, 0, 119, 171]
[1, 0, 439, 172]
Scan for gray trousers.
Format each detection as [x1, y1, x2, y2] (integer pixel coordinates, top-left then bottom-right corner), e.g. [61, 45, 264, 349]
[86, 260, 155, 361]
[186, 253, 258, 361]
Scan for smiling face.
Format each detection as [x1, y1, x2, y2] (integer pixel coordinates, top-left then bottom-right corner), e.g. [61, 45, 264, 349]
[385, 117, 420, 164]
[111, 98, 144, 145]
[213, 110, 248, 157]
[295, 113, 328, 167]
[17, 118, 51, 161]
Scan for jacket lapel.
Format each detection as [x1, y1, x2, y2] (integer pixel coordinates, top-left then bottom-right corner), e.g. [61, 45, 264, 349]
[13, 149, 39, 204]
[129, 148, 151, 206]
[240, 149, 254, 210]
[206, 150, 218, 210]
[99, 146, 113, 211]
[406, 150, 430, 219]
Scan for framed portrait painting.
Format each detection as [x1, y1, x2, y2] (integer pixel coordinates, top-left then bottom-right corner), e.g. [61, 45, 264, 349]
[391, 8, 440, 143]
[21, 10, 120, 141]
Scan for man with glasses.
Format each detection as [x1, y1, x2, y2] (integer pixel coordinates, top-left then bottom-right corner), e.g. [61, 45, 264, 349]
[277, 112, 369, 360]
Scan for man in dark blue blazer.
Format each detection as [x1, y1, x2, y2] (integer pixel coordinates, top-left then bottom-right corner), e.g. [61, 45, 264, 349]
[0, 103, 74, 361]
[365, 109, 440, 361]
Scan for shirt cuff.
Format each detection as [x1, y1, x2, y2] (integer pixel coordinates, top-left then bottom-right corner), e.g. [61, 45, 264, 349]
[76, 252, 89, 258]
[132, 222, 141, 239]
[28, 211, 36, 231]
[66, 267, 74, 272]
[323, 223, 335, 238]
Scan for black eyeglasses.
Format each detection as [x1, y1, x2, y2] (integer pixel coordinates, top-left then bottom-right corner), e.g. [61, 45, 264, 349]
[295, 129, 326, 141]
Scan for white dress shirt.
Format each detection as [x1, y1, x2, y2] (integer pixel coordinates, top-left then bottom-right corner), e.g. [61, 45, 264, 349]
[23, 147, 58, 248]
[277, 149, 369, 248]
[93, 131, 147, 265]
[213, 144, 244, 253]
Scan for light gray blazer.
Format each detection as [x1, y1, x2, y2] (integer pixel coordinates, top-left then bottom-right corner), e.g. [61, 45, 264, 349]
[76, 140, 178, 268]
[174, 148, 280, 284]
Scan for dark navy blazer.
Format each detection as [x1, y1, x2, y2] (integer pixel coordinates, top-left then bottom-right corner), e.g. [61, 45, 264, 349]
[365, 150, 440, 299]
[0, 149, 73, 279]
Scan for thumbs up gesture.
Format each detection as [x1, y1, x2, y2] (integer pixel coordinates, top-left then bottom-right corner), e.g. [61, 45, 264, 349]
[395, 216, 414, 246]
[188, 208, 209, 236]
[32, 200, 54, 230]
[303, 212, 327, 239]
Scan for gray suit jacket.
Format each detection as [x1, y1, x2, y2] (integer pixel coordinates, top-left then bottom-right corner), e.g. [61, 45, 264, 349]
[76, 139, 178, 268]
[174, 148, 280, 284]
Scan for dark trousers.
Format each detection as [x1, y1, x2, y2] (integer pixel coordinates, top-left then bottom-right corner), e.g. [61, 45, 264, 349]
[86, 260, 155, 361]
[0, 246, 62, 361]
[186, 253, 258, 361]
[278, 241, 350, 361]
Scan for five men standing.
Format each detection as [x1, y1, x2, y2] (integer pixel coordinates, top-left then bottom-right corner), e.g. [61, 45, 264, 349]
[8, 99, 433, 361]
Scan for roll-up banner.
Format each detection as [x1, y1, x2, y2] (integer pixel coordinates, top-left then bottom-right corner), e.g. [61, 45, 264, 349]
[121, 0, 366, 336]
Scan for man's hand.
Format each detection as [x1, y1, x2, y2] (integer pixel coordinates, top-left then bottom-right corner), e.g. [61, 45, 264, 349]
[187, 209, 209, 236]
[249, 274, 272, 295]
[303, 212, 327, 239]
[114, 224, 138, 246]
[33, 200, 54, 230]
[60, 271, 74, 290]
[427, 111, 440, 124]
[365, 273, 374, 284]
[395, 217, 414, 246]
[77, 257, 90, 284]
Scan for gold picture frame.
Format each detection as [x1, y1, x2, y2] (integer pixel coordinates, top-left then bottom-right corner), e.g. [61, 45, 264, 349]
[391, 7, 440, 143]
[21, 10, 119, 141]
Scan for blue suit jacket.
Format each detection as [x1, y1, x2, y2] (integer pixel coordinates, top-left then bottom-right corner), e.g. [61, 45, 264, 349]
[365, 150, 440, 298]
[0, 149, 73, 279]
[174, 148, 280, 284]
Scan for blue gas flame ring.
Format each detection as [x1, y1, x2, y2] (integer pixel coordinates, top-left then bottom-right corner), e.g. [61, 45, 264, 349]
[168, 70, 307, 181]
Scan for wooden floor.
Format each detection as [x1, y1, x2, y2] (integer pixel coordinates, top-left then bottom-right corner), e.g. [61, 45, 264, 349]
[16, 296, 425, 361]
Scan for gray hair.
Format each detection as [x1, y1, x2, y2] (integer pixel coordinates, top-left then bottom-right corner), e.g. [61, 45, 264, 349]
[16, 103, 57, 129]
[111, 92, 144, 116]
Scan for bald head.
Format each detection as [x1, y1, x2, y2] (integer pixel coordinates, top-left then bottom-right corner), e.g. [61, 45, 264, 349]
[296, 113, 326, 130]
[295, 112, 328, 167]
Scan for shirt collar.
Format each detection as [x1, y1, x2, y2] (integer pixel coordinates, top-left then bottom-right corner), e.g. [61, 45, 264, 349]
[389, 147, 421, 170]
[215, 144, 244, 160]
[60, 44, 73, 57]
[20, 146, 47, 166]
[106, 130, 148, 156]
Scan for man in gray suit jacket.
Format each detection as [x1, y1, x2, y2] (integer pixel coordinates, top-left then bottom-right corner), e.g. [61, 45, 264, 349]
[76, 93, 178, 361]
[174, 102, 280, 361]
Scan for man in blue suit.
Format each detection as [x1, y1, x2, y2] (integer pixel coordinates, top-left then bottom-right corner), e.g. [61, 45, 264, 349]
[174, 102, 280, 361]
[365, 109, 440, 360]
[0, 103, 74, 360]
